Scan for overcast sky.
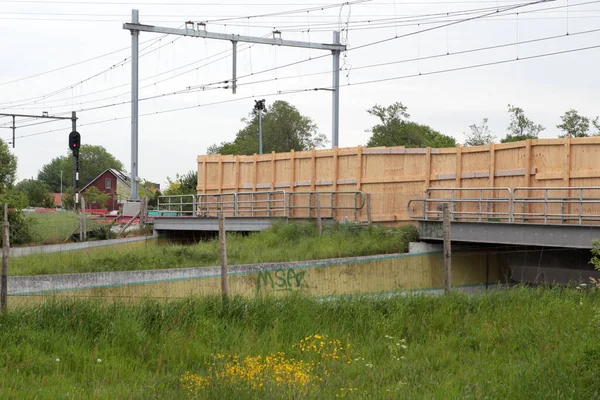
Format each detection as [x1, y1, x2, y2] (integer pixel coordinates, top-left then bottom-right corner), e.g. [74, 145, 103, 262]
[0, 0, 598, 188]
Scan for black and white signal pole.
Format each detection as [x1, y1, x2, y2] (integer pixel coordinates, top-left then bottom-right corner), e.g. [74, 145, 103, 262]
[254, 99, 265, 155]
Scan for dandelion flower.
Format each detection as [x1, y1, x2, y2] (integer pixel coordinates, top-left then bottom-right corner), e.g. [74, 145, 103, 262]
[56, 358, 60, 363]
[97, 359, 102, 363]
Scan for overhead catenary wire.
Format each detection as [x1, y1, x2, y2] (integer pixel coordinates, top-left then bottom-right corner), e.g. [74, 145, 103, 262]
[5, 24, 599, 124]
[347, 0, 555, 53]
[0, 35, 171, 87]
[9, 2, 589, 117]
[0, 0, 562, 112]
[11, 41, 599, 141]
[0, 31, 181, 108]
[0, 34, 268, 112]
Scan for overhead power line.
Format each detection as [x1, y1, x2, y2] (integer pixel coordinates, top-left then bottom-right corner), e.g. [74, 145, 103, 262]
[11, 41, 599, 141]
[0, 32, 180, 108]
[0, 0, 541, 4]
[0, 0, 555, 110]
[347, 0, 555, 53]
[7, 19, 597, 119]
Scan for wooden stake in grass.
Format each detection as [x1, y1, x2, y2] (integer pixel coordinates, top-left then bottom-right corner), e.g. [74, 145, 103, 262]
[316, 194, 323, 236]
[218, 212, 229, 302]
[1, 203, 9, 311]
[442, 203, 452, 294]
[81, 196, 87, 242]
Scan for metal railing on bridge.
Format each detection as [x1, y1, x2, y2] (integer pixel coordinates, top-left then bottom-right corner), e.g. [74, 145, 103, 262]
[155, 191, 368, 220]
[407, 186, 600, 225]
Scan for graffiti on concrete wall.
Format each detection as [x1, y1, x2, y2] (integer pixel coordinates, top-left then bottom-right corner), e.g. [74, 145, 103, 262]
[419, 221, 443, 239]
[257, 268, 306, 291]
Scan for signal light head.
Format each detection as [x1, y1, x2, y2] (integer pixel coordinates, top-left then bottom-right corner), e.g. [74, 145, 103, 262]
[69, 130, 81, 152]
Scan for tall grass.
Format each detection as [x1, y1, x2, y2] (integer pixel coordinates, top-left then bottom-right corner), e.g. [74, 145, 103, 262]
[27, 211, 105, 244]
[0, 287, 598, 398]
[10, 222, 419, 276]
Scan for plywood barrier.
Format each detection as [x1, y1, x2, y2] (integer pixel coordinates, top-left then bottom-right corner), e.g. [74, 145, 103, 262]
[197, 138, 600, 224]
[10, 252, 507, 306]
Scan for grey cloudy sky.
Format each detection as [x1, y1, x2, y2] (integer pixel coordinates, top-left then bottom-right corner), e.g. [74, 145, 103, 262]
[0, 0, 598, 188]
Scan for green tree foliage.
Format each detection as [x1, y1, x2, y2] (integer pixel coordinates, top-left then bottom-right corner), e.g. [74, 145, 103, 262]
[0, 143, 35, 245]
[593, 117, 600, 135]
[38, 145, 124, 192]
[366, 102, 456, 148]
[557, 109, 595, 138]
[14, 179, 54, 207]
[164, 170, 198, 196]
[83, 186, 110, 209]
[0, 139, 17, 193]
[62, 188, 74, 210]
[501, 104, 545, 143]
[464, 118, 495, 146]
[208, 101, 328, 155]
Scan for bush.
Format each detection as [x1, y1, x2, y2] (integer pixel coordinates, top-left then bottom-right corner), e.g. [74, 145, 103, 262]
[3, 210, 35, 246]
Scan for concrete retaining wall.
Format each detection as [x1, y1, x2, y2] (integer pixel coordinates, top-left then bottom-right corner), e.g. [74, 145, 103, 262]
[4, 236, 153, 258]
[10, 251, 508, 305]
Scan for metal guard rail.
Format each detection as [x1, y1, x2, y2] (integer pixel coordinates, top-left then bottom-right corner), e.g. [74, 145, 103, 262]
[157, 191, 367, 219]
[156, 194, 197, 216]
[408, 186, 600, 225]
[287, 191, 366, 221]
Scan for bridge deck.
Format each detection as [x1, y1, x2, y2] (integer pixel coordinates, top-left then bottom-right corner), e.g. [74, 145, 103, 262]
[153, 216, 334, 233]
[418, 220, 600, 249]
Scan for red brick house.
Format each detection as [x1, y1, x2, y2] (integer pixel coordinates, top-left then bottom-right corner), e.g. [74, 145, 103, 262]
[79, 169, 132, 211]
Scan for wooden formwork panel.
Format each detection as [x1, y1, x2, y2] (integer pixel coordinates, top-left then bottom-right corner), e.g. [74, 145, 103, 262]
[197, 138, 600, 225]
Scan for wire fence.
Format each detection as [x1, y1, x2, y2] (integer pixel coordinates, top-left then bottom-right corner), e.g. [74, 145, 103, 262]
[3, 228, 596, 306]
[1, 199, 597, 306]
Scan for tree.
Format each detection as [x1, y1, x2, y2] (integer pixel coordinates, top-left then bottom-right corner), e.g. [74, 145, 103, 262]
[557, 109, 593, 138]
[83, 186, 110, 209]
[0, 143, 35, 245]
[464, 118, 495, 146]
[0, 139, 17, 193]
[38, 145, 125, 192]
[501, 104, 545, 143]
[208, 101, 328, 155]
[14, 179, 54, 207]
[164, 170, 198, 196]
[366, 102, 456, 148]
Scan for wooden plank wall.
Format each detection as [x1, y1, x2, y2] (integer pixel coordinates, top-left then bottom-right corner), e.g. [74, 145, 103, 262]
[197, 137, 600, 225]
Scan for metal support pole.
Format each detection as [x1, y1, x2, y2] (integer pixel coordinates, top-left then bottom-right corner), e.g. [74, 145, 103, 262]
[258, 108, 263, 155]
[1, 203, 9, 312]
[72, 111, 79, 209]
[11, 116, 15, 148]
[331, 31, 341, 148]
[231, 40, 237, 94]
[129, 9, 140, 201]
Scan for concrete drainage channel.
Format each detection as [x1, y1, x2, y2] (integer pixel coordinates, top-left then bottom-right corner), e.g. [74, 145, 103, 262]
[9, 251, 508, 301]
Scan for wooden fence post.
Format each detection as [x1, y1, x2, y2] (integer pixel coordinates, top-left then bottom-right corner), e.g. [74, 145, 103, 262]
[218, 213, 229, 303]
[442, 204, 452, 294]
[1, 204, 9, 311]
[81, 197, 87, 241]
[316, 195, 322, 235]
[366, 193, 372, 224]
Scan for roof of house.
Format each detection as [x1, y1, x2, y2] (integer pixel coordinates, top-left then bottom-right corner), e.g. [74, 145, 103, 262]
[80, 169, 131, 192]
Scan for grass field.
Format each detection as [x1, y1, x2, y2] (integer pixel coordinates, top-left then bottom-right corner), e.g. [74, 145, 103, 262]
[0, 287, 598, 398]
[27, 211, 105, 244]
[10, 223, 419, 276]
